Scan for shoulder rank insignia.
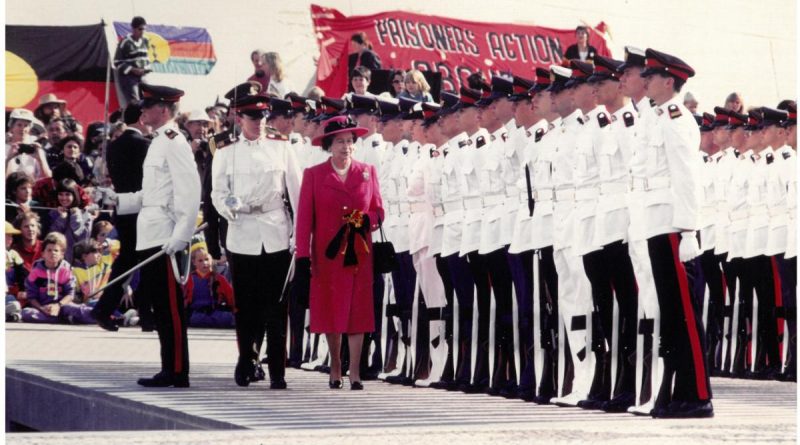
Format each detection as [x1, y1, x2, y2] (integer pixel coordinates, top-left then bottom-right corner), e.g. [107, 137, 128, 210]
[623, 112, 635, 127]
[476, 135, 487, 148]
[577, 116, 585, 125]
[209, 129, 238, 155]
[490, 134, 496, 142]
[525, 130, 532, 137]
[458, 139, 472, 148]
[443, 147, 449, 157]
[783, 151, 792, 160]
[734, 149, 741, 158]
[668, 104, 682, 119]
[597, 112, 610, 128]
[703, 154, 710, 163]
[766, 153, 774, 164]
[750, 154, 757, 162]
[501, 132, 508, 142]
[290, 137, 300, 144]
[534, 128, 545, 142]
[372, 140, 381, 148]
[266, 132, 288, 141]
[165, 129, 179, 140]
[430, 147, 440, 158]
[649, 98, 657, 107]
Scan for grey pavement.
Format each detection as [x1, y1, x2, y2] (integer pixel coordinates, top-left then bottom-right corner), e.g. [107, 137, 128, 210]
[5, 323, 798, 444]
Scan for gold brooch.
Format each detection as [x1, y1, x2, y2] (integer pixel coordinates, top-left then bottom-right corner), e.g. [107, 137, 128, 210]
[362, 170, 370, 181]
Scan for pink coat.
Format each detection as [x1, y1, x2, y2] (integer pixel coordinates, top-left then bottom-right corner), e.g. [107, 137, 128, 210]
[295, 159, 384, 334]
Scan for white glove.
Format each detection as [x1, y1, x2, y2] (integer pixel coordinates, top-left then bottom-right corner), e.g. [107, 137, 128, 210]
[96, 187, 118, 206]
[163, 239, 189, 255]
[223, 196, 242, 221]
[679, 231, 701, 262]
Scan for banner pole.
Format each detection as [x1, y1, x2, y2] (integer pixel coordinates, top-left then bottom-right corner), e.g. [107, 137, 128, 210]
[101, 19, 112, 183]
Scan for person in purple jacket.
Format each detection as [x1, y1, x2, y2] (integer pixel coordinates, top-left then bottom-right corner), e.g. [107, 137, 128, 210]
[20, 232, 95, 324]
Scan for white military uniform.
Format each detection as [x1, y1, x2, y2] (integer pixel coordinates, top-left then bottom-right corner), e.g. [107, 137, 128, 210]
[118, 122, 201, 250]
[529, 118, 560, 251]
[210, 134, 301, 255]
[459, 128, 491, 256]
[509, 119, 547, 254]
[477, 125, 512, 255]
[440, 132, 470, 257]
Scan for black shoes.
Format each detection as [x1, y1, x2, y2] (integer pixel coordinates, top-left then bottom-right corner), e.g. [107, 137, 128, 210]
[93, 312, 119, 332]
[270, 378, 287, 390]
[137, 372, 189, 388]
[253, 363, 266, 382]
[577, 396, 609, 410]
[329, 380, 343, 389]
[652, 400, 714, 419]
[351, 381, 364, 390]
[235, 359, 256, 387]
[601, 392, 636, 412]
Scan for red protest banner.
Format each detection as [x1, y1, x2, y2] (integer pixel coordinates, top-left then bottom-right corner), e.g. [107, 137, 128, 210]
[311, 4, 611, 98]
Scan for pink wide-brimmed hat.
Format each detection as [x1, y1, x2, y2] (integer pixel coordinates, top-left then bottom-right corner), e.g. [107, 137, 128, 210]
[311, 115, 368, 147]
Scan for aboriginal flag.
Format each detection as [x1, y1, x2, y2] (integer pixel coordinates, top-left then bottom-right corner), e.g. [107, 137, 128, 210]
[114, 22, 216, 75]
[6, 24, 119, 128]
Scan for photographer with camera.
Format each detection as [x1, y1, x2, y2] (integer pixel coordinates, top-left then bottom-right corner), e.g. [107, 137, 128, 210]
[6, 109, 52, 181]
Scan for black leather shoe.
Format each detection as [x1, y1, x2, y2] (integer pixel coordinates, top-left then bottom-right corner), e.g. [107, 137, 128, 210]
[137, 372, 189, 388]
[462, 383, 488, 394]
[93, 311, 119, 332]
[235, 359, 255, 387]
[532, 394, 553, 405]
[577, 397, 608, 410]
[140, 323, 155, 333]
[601, 392, 636, 412]
[252, 363, 266, 382]
[351, 381, 364, 390]
[429, 380, 455, 390]
[652, 400, 714, 419]
[270, 378, 287, 390]
[329, 380, 342, 389]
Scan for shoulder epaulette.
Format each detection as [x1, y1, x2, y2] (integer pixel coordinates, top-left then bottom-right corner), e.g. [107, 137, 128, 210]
[266, 132, 288, 141]
[372, 140, 381, 148]
[476, 135, 486, 148]
[429, 147, 440, 158]
[165, 129, 179, 140]
[597, 112, 610, 128]
[766, 153, 774, 164]
[668, 104, 682, 120]
[623, 112, 635, 127]
[458, 139, 472, 148]
[534, 128, 545, 142]
[783, 151, 792, 160]
[577, 116, 585, 125]
[734, 149, 741, 158]
[209, 129, 238, 155]
[443, 147, 449, 157]
[703, 154, 710, 163]
[490, 134, 496, 142]
[501, 132, 508, 142]
[649, 98, 657, 107]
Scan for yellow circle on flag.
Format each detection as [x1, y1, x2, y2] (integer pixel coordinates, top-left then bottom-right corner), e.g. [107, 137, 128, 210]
[145, 31, 171, 64]
[5, 51, 38, 108]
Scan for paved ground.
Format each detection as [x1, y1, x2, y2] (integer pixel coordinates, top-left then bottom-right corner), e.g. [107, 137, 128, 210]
[5, 323, 798, 444]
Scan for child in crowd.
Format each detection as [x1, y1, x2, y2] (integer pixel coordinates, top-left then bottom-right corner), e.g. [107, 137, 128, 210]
[184, 246, 235, 328]
[91, 220, 120, 263]
[20, 232, 95, 324]
[11, 211, 42, 271]
[72, 239, 113, 305]
[48, 179, 96, 262]
[5, 172, 43, 224]
[6, 222, 27, 322]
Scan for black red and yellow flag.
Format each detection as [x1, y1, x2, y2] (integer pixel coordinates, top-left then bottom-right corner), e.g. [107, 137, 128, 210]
[6, 23, 119, 127]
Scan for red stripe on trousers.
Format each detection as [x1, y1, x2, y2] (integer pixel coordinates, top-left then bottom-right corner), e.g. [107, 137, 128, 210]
[166, 260, 183, 374]
[771, 256, 784, 362]
[669, 233, 709, 400]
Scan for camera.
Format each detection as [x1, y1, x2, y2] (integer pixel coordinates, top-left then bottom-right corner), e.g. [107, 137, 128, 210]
[18, 144, 36, 155]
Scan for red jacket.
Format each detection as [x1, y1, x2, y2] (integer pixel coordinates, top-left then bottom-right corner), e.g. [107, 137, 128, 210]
[295, 159, 384, 334]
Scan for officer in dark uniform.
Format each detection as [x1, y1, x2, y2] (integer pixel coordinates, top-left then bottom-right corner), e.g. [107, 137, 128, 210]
[92, 102, 152, 331]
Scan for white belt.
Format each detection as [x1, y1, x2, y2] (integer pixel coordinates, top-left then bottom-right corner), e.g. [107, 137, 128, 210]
[533, 189, 554, 201]
[600, 182, 628, 195]
[505, 187, 520, 198]
[574, 187, 599, 201]
[410, 201, 430, 214]
[443, 200, 463, 213]
[631, 176, 670, 191]
[463, 196, 483, 210]
[483, 194, 505, 207]
[554, 189, 575, 202]
[238, 202, 284, 214]
[729, 209, 748, 221]
[769, 205, 788, 217]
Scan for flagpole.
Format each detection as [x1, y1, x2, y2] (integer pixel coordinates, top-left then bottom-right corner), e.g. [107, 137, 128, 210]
[101, 19, 112, 183]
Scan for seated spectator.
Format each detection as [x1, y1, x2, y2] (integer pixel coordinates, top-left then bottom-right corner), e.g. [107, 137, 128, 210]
[72, 239, 113, 305]
[48, 179, 96, 263]
[399, 69, 433, 102]
[11, 212, 43, 271]
[564, 26, 597, 62]
[390, 70, 406, 98]
[21, 232, 95, 324]
[5, 172, 42, 224]
[6, 109, 52, 181]
[6, 222, 28, 322]
[184, 246, 235, 328]
[58, 135, 94, 185]
[248, 49, 270, 94]
[91, 220, 121, 263]
[262, 52, 291, 98]
[344, 66, 374, 99]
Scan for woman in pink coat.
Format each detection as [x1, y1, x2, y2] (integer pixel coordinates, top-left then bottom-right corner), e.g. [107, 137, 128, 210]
[295, 116, 384, 390]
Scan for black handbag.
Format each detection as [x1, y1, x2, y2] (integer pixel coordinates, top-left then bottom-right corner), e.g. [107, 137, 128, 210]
[372, 215, 398, 273]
